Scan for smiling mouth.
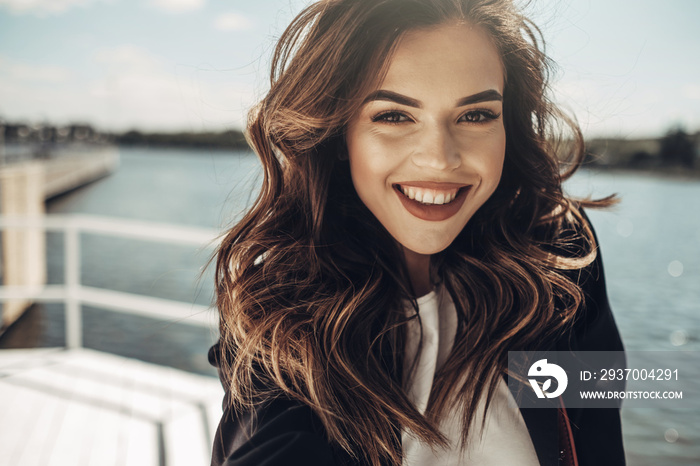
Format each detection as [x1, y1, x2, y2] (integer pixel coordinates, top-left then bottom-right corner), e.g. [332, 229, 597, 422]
[392, 183, 472, 222]
[393, 183, 468, 205]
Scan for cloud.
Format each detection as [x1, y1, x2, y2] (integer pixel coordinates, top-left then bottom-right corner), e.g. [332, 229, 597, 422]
[0, 0, 107, 16]
[0, 45, 255, 131]
[214, 12, 254, 31]
[0, 56, 72, 82]
[150, 0, 204, 14]
[88, 46, 208, 127]
[549, 75, 700, 137]
[0, 0, 204, 15]
[94, 45, 163, 71]
[0, 44, 259, 131]
[682, 84, 700, 100]
[10, 64, 72, 82]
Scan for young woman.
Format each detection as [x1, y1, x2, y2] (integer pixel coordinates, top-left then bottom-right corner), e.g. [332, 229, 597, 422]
[209, 0, 626, 465]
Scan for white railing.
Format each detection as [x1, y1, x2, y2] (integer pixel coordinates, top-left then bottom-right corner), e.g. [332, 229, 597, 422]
[0, 214, 221, 348]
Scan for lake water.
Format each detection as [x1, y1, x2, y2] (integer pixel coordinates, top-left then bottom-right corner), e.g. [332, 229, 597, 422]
[5, 147, 699, 464]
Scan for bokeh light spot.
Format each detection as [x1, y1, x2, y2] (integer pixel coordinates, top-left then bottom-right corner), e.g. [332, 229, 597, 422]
[670, 330, 689, 347]
[668, 260, 683, 277]
[664, 428, 679, 443]
[616, 219, 634, 238]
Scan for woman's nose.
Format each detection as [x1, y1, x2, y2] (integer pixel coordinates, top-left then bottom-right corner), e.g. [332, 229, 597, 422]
[410, 124, 462, 171]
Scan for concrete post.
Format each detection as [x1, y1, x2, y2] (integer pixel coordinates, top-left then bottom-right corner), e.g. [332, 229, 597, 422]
[0, 162, 46, 329]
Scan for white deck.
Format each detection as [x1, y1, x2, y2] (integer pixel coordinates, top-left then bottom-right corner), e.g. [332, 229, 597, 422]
[0, 348, 225, 466]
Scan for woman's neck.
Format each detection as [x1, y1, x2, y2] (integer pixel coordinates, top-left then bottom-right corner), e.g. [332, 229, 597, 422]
[403, 247, 433, 297]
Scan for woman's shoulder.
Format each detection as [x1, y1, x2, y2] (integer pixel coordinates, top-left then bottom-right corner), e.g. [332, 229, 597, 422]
[208, 342, 359, 466]
[550, 206, 624, 354]
[211, 393, 338, 466]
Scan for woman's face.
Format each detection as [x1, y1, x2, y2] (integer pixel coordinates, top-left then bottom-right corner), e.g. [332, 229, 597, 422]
[346, 23, 506, 257]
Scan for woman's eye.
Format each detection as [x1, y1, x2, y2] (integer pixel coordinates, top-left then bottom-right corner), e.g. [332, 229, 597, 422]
[459, 110, 500, 123]
[372, 111, 410, 124]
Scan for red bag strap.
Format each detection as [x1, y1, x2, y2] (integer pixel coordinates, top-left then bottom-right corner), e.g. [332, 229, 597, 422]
[558, 398, 579, 466]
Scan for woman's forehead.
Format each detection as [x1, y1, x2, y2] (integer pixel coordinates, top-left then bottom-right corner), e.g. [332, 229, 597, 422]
[373, 23, 505, 100]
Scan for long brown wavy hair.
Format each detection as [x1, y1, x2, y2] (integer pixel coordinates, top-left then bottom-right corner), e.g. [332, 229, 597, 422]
[215, 0, 614, 464]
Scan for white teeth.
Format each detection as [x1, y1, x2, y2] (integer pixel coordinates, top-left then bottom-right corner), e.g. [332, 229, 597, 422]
[398, 185, 461, 205]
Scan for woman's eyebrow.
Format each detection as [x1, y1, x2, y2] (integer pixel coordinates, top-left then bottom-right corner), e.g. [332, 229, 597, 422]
[455, 89, 503, 106]
[363, 89, 503, 108]
[363, 90, 422, 108]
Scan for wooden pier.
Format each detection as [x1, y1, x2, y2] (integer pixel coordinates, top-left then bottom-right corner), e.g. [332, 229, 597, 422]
[0, 347, 224, 466]
[0, 146, 224, 465]
[0, 214, 222, 465]
[0, 146, 120, 330]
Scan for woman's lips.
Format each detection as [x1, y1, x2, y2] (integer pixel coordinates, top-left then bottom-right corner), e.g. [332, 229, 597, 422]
[393, 183, 471, 222]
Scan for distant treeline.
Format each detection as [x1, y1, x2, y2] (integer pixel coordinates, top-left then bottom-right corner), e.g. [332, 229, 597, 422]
[112, 129, 250, 150]
[584, 127, 700, 171]
[0, 120, 250, 150]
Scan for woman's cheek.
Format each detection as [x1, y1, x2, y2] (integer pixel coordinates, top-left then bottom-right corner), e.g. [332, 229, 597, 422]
[349, 129, 401, 182]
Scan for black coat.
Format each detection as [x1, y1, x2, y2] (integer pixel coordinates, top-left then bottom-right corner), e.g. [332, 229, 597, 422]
[208, 217, 626, 466]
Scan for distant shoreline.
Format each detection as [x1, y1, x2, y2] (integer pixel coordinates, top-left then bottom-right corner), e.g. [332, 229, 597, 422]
[111, 129, 249, 150]
[581, 164, 700, 181]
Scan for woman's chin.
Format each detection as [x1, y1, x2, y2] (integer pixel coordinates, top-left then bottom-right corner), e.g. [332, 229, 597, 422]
[399, 239, 454, 257]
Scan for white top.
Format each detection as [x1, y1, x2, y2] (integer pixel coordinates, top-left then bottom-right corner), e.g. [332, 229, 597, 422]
[401, 286, 540, 466]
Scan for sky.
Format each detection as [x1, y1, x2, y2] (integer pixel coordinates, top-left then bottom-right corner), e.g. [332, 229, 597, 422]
[0, 0, 699, 138]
